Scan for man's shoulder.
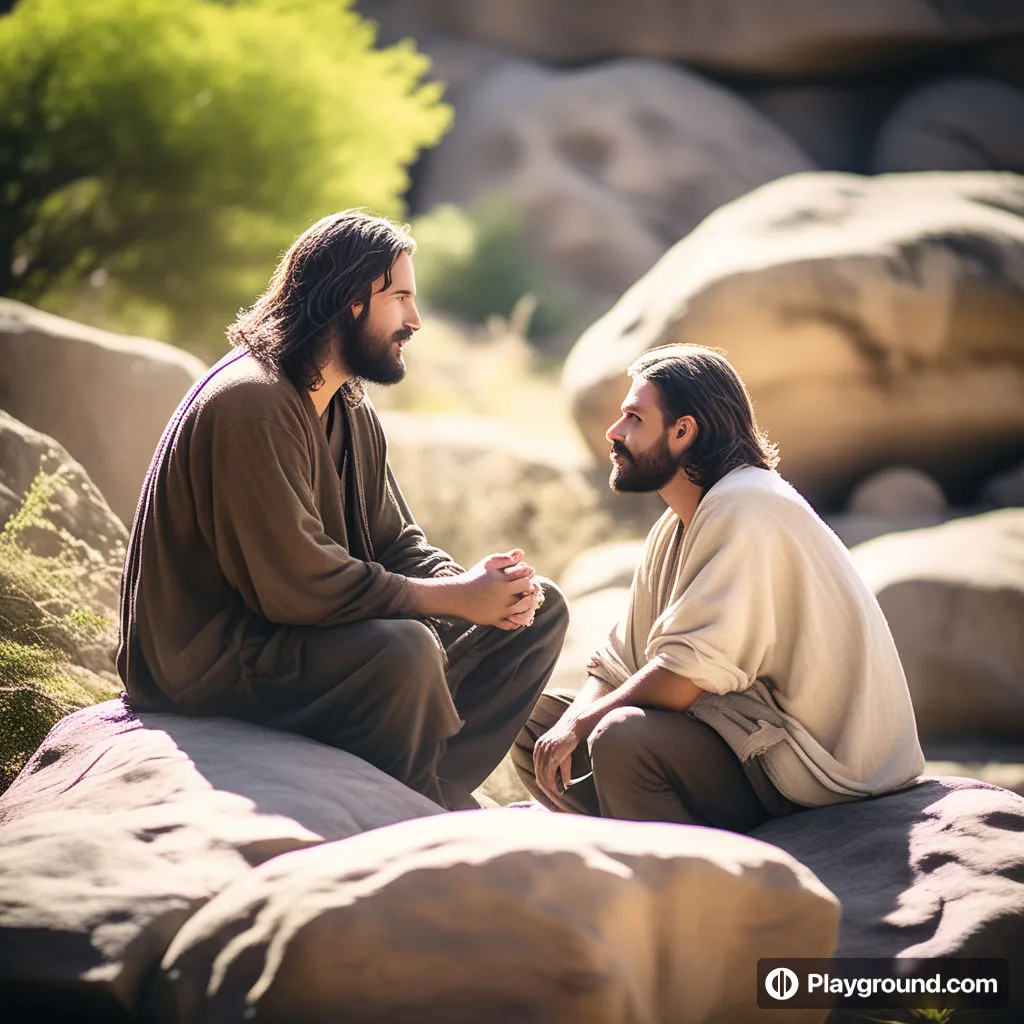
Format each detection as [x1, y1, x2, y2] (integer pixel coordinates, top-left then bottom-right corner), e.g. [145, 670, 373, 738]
[695, 468, 829, 545]
[706, 467, 810, 515]
[188, 351, 305, 435]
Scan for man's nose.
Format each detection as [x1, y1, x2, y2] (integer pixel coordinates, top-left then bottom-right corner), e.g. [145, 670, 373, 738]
[405, 302, 422, 332]
[606, 416, 625, 443]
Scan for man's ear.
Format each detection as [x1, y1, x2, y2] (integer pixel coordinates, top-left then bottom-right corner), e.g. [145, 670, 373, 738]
[350, 301, 364, 319]
[672, 415, 699, 452]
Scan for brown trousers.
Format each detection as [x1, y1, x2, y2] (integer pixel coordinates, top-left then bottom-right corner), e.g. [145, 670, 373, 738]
[239, 579, 569, 811]
[512, 691, 800, 832]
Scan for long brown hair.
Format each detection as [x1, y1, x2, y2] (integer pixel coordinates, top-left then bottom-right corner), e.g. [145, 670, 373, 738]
[227, 210, 415, 390]
[628, 344, 780, 489]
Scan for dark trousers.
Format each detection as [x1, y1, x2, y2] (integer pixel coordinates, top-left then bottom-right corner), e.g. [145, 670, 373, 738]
[512, 691, 800, 832]
[242, 579, 569, 810]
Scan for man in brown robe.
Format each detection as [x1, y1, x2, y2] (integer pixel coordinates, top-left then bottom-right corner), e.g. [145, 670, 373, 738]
[118, 211, 569, 810]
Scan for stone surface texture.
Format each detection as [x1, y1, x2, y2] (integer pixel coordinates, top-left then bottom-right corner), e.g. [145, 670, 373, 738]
[0, 702, 443, 1019]
[152, 809, 839, 1024]
[754, 776, 1024, 1024]
[851, 509, 1024, 741]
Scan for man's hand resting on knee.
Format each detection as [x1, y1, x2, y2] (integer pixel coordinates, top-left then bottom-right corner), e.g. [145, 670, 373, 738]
[407, 548, 544, 630]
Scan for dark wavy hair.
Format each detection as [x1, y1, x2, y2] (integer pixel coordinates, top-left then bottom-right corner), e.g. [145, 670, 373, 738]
[227, 210, 415, 390]
[628, 344, 780, 489]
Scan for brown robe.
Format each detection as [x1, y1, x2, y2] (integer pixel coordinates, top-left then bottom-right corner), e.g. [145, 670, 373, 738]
[117, 348, 463, 714]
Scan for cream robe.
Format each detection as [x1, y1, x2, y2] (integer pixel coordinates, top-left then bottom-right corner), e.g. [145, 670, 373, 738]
[587, 466, 925, 807]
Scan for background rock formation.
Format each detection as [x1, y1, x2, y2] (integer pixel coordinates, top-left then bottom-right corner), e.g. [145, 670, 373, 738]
[418, 58, 814, 303]
[0, 300, 206, 525]
[562, 171, 1024, 507]
[361, 0, 1024, 77]
[852, 509, 1024, 741]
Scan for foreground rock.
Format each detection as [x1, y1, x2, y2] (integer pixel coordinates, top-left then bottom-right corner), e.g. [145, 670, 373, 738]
[0, 702, 444, 1021]
[852, 509, 1024, 741]
[754, 777, 1024, 1023]
[564, 171, 1024, 506]
[0, 300, 207, 524]
[151, 810, 838, 1024]
[360, 0, 1024, 77]
[419, 59, 812, 301]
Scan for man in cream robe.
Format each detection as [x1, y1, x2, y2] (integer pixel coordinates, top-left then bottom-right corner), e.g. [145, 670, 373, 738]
[513, 344, 924, 830]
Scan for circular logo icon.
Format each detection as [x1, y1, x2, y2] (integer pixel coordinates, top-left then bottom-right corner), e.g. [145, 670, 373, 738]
[765, 967, 800, 1001]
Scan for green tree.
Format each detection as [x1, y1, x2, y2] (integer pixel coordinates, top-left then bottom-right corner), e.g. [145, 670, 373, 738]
[0, 0, 449, 352]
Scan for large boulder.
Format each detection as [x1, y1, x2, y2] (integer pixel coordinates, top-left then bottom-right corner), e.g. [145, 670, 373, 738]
[0, 300, 208, 524]
[379, 410, 658, 579]
[874, 77, 1024, 174]
[0, 410, 126, 612]
[0, 413, 127, 788]
[563, 171, 1024, 507]
[151, 810, 838, 1024]
[0, 701, 444, 1021]
[418, 59, 813, 301]
[851, 509, 1024, 741]
[753, 777, 1024, 1023]
[359, 0, 1024, 78]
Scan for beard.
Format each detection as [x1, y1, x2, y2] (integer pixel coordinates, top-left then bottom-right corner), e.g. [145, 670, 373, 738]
[339, 318, 411, 385]
[609, 434, 680, 493]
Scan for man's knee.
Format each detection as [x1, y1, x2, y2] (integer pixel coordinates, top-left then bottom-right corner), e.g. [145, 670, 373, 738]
[369, 619, 445, 680]
[534, 577, 569, 635]
[588, 706, 648, 772]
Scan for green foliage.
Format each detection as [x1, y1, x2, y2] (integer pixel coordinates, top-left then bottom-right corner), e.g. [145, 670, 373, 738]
[0, 465, 121, 790]
[411, 200, 584, 345]
[0, 0, 450, 353]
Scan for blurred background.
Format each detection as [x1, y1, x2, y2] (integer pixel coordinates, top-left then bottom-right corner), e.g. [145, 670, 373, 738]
[1, 0, 1024, 786]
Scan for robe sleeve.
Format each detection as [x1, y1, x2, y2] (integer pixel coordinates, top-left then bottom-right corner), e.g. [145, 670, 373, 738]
[585, 617, 633, 689]
[646, 499, 779, 695]
[194, 416, 417, 626]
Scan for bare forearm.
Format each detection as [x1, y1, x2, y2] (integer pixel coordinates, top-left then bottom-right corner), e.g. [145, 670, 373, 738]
[573, 663, 704, 740]
[404, 555, 539, 627]
[559, 675, 615, 726]
[405, 575, 467, 619]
